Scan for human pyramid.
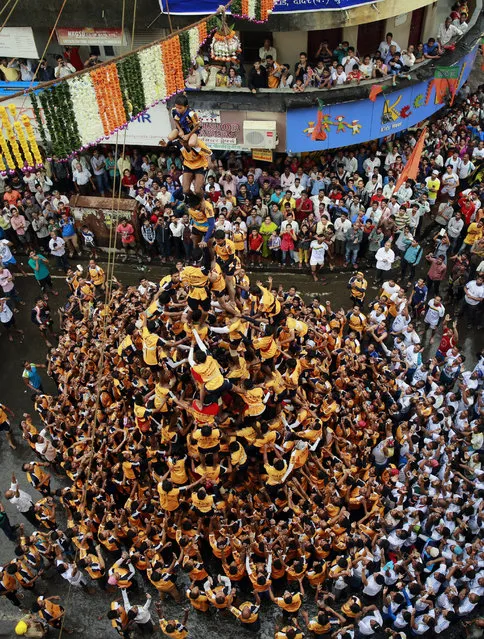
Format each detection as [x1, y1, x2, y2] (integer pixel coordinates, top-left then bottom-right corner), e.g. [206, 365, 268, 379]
[8, 225, 480, 638]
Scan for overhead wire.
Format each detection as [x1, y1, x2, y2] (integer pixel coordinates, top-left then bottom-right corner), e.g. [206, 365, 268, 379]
[0, 0, 19, 33]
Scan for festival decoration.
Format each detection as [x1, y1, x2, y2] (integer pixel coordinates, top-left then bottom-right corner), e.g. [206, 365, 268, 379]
[210, 9, 242, 62]
[0, 104, 44, 172]
[14, 0, 278, 162]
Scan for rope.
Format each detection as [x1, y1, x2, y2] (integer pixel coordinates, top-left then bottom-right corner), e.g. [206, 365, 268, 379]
[0, 0, 13, 20]
[0, 0, 19, 33]
[31, 0, 69, 83]
[130, 0, 138, 50]
[21, 0, 69, 111]
[57, 3, 129, 634]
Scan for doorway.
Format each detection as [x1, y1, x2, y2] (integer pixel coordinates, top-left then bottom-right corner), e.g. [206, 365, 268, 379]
[356, 19, 385, 56]
[307, 28, 343, 62]
[408, 7, 426, 46]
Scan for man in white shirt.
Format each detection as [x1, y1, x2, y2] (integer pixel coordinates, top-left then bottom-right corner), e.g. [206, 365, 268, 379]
[48, 232, 69, 272]
[122, 590, 153, 633]
[334, 213, 351, 257]
[4, 472, 37, 526]
[72, 162, 94, 195]
[259, 39, 277, 65]
[462, 276, 484, 328]
[438, 17, 463, 47]
[445, 151, 462, 173]
[472, 141, 484, 160]
[280, 168, 295, 190]
[440, 165, 459, 197]
[90, 150, 110, 196]
[378, 32, 400, 58]
[54, 56, 75, 78]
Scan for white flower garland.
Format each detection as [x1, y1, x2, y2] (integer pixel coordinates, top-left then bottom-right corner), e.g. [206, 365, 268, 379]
[139, 45, 166, 106]
[188, 27, 200, 64]
[248, 0, 257, 19]
[67, 75, 104, 146]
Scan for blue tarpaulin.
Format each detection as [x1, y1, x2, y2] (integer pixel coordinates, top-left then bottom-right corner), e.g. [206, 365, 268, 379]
[159, 0, 382, 14]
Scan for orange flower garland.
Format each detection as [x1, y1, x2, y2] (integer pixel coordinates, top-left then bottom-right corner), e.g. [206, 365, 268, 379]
[91, 64, 126, 136]
[242, 0, 250, 17]
[198, 21, 208, 43]
[162, 36, 185, 96]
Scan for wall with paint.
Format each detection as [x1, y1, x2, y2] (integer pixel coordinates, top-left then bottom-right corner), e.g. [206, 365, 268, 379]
[285, 46, 477, 152]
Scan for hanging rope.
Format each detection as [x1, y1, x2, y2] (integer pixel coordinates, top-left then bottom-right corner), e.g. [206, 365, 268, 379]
[0, 0, 19, 33]
[0, 0, 13, 20]
[56, 1, 131, 632]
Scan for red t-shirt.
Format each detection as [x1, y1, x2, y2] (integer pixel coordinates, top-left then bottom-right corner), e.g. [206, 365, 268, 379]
[438, 327, 455, 355]
[116, 223, 135, 244]
[248, 234, 263, 251]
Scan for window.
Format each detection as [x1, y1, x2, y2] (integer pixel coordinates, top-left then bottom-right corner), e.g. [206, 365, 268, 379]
[104, 45, 115, 57]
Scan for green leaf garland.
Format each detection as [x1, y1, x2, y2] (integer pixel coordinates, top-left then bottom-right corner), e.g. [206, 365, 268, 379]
[30, 93, 48, 148]
[179, 31, 192, 78]
[117, 55, 146, 118]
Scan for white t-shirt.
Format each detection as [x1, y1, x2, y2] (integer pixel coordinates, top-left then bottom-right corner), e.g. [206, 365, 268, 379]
[0, 301, 13, 323]
[465, 280, 484, 306]
[375, 247, 395, 270]
[309, 240, 328, 264]
[0, 239, 13, 263]
[49, 236, 66, 257]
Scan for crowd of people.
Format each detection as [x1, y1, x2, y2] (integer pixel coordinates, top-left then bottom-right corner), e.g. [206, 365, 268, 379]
[0, 46, 101, 83]
[0, 47, 483, 639]
[187, 1, 472, 91]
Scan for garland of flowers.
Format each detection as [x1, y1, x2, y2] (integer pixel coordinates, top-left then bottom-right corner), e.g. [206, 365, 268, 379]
[138, 44, 167, 108]
[20, 114, 43, 166]
[161, 36, 185, 97]
[117, 55, 146, 118]
[67, 75, 105, 146]
[55, 82, 82, 154]
[19, 0, 280, 161]
[30, 93, 49, 149]
[0, 104, 44, 172]
[91, 64, 126, 136]
[179, 31, 192, 78]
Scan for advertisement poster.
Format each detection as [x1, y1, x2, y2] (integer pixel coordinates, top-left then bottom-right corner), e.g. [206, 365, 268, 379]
[286, 48, 477, 153]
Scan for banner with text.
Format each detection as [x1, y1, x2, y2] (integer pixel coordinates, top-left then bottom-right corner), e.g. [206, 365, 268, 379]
[286, 48, 476, 152]
[159, 0, 383, 14]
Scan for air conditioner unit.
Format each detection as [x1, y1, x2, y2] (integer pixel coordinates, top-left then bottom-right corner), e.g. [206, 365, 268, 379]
[243, 120, 278, 149]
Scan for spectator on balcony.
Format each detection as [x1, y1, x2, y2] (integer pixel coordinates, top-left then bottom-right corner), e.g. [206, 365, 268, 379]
[54, 56, 75, 79]
[438, 16, 464, 47]
[36, 58, 55, 82]
[215, 66, 229, 87]
[248, 60, 267, 94]
[372, 58, 388, 78]
[423, 37, 442, 59]
[414, 42, 425, 63]
[315, 40, 333, 66]
[294, 52, 311, 84]
[333, 64, 347, 86]
[18, 59, 34, 81]
[316, 67, 333, 89]
[346, 64, 364, 84]
[259, 39, 277, 66]
[378, 32, 400, 58]
[265, 55, 282, 88]
[383, 45, 399, 66]
[342, 47, 360, 76]
[0, 58, 20, 81]
[453, 11, 469, 32]
[333, 41, 350, 64]
[401, 46, 416, 71]
[186, 67, 201, 90]
[388, 52, 404, 76]
[227, 67, 242, 88]
[279, 64, 293, 88]
[359, 55, 373, 78]
[63, 46, 83, 71]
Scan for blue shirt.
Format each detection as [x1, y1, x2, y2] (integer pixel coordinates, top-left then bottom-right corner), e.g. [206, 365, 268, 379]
[423, 43, 439, 56]
[412, 283, 428, 304]
[22, 365, 42, 389]
[310, 179, 326, 196]
[60, 219, 75, 237]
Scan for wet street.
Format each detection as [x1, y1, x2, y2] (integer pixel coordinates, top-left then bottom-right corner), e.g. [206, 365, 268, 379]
[0, 254, 482, 637]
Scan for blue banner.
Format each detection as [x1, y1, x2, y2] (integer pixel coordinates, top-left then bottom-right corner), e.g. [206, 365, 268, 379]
[159, 0, 381, 13]
[286, 48, 477, 152]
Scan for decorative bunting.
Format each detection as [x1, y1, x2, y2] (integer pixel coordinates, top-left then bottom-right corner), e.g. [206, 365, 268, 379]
[23, 0, 278, 164]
